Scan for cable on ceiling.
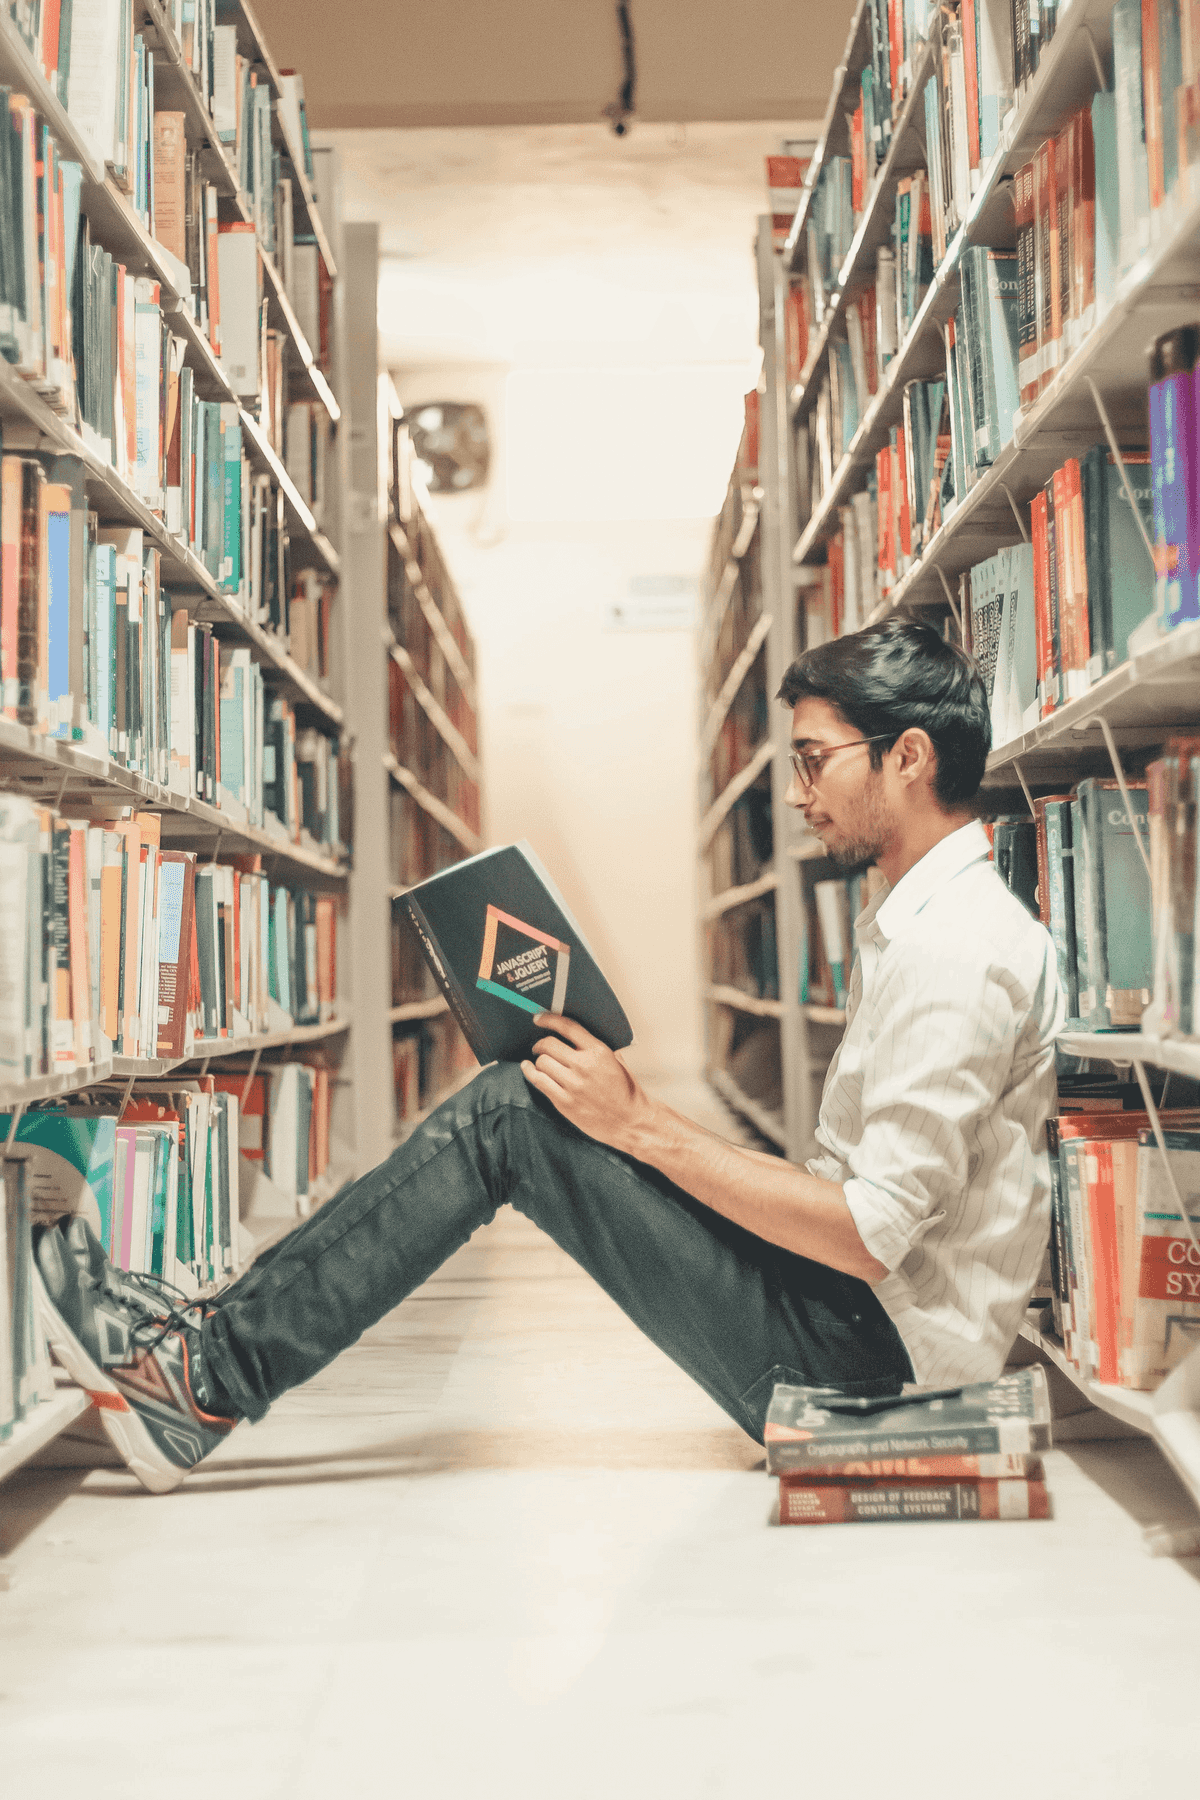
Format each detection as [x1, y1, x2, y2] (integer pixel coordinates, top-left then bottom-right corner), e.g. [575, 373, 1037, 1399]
[603, 2, 637, 136]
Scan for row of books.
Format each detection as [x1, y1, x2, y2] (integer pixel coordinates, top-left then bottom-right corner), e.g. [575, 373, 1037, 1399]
[0, 1150, 55, 1443]
[387, 658, 480, 832]
[0, 793, 338, 1080]
[1, 452, 344, 849]
[708, 899, 779, 1003]
[236, 1058, 334, 1206]
[390, 552, 478, 759]
[766, 1370, 1053, 1525]
[800, 868, 887, 1007]
[707, 782, 774, 897]
[389, 788, 469, 894]
[1044, 1107, 1200, 1389]
[18, 0, 330, 364]
[710, 651, 769, 800]
[2, 1091, 243, 1292]
[393, 1018, 474, 1133]
[1027, 780, 1150, 1031]
[706, 542, 764, 705]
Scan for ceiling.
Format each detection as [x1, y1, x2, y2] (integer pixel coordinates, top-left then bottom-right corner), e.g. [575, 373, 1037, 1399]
[254, 0, 854, 129]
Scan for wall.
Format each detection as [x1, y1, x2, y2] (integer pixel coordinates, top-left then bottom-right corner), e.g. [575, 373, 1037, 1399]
[254, 0, 855, 128]
[398, 367, 720, 1083]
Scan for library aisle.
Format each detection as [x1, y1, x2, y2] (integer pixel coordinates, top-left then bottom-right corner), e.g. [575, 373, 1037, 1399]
[3, 1092, 1199, 1799]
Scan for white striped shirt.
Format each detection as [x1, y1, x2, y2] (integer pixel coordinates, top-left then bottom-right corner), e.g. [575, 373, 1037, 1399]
[808, 820, 1064, 1385]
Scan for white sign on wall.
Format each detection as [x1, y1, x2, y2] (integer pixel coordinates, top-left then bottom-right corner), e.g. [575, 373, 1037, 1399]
[603, 575, 697, 633]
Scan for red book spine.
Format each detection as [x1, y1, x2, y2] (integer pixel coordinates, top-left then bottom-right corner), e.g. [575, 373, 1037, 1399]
[897, 427, 912, 561]
[828, 532, 844, 639]
[1074, 106, 1096, 331]
[1051, 464, 1073, 689]
[888, 0, 903, 108]
[851, 103, 865, 214]
[1086, 1140, 1123, 1386]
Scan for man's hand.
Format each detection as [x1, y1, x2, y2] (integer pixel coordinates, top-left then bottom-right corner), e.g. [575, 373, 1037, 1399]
[521, 1014, 653, 1151]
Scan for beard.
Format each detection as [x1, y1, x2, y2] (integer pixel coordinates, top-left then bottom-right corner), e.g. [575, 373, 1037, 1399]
[819, 778, 892, 872]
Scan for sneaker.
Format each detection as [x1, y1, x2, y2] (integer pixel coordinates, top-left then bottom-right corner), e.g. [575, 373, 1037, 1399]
[33, 1218, 238, 1495]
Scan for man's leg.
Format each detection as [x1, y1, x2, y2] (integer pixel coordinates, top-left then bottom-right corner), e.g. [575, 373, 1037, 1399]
[204, 1063, 912, 1440]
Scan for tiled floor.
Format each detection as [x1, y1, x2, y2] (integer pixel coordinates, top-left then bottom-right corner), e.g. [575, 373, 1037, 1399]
[2, 1082, 1199, 1798]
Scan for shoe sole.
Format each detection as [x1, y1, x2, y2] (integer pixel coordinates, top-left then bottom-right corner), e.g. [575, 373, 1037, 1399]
[34, 1266, 189, 1496]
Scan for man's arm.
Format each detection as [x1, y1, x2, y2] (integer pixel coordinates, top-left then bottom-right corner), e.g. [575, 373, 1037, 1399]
[521, 1015, 888, 1284]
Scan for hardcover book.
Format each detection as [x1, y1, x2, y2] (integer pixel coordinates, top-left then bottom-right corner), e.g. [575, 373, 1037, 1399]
[763, 1367, 1053, 1471]
[395, 843, 633, 1066]
[777, 1476, 1052, 1523]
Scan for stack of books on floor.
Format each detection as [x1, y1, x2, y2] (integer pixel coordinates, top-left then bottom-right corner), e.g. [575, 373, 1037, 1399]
[1, 1146, 57, 1443]
[766, 1368, 1053, 1524]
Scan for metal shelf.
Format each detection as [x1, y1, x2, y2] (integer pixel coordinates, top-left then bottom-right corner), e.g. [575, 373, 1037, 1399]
[982, 619, 1200, 787]
[781, 0, 873, 270]
[1019, 1313, 1200, 1533]
[701, 869, 779, 922]
[0, 720, 349, 883]
[384, 755, 482, 854]
[388, 524, 478, 707]
[386, 636, 481, 783]
[1055, 1032, 1200, 1079]
[704, 986, 784, 1020]
[802, 1003, 846, 1025]
[0, 348, 342, 732]
[389, 997, 450, 1024]
[0, 1386, 91, 1487]
[706, 1067, 787, 1150]
[698, 740, 776, 850]
[0, 1015, 350, 1109]
[699, 612, 774, 759]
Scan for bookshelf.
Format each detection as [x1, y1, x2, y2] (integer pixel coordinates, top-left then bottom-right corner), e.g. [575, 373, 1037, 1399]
[746, 0, 1200, 1519]
[0, 2, 352, 1480]
[341, 224, 483, 1177]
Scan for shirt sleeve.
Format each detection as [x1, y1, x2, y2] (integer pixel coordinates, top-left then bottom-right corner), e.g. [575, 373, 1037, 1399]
[841, 949, 1018, 1274]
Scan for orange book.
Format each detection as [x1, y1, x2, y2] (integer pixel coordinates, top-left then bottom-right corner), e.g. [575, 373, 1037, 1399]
[961, 0, 981, 173]
[1143, 0, 1165, 210]
[152, 113, 187, 262]
[99, 828, 123, 1044]
[1030, 489, 1054, 716]
[1072, 107, 1095, 336]
[1084, 1140, 1123, 1386]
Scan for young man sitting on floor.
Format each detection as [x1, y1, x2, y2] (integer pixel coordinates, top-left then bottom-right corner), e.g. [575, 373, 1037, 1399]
[36, 616, 1063, 1493]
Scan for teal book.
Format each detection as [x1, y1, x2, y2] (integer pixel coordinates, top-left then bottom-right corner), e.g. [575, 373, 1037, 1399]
[396, 842, 633, 1065]
[221, 409, 243, 594]
[1075, 778, 1152, 1029]
[0, 1113, 116, 1247]
[1041, 797, 1081, 1021]
[1160, 0, 1184, 199]
[1105, 451, 1155, 667]
[1091, 91, 1119, 310]
[1112, 0, 1150, 270]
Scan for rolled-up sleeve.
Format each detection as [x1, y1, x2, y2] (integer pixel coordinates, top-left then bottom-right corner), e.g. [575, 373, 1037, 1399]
[841, 951, 1017, 1273]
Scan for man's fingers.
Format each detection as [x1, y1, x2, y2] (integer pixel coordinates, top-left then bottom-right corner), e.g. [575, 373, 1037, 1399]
[530, 1033, 582, 1064]
[521, 1059, 570, 1104]
[533, 1012, 593, 1048]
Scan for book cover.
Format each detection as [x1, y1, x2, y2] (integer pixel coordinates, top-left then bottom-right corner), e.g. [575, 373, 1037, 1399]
[1128, 1127, 1200, 1385]
[396, 842, 633, 1066]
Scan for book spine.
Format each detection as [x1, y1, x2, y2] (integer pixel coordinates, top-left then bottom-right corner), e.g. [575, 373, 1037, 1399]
[778, 1478, 1052, 1522]
[396, 892, 492, 1066]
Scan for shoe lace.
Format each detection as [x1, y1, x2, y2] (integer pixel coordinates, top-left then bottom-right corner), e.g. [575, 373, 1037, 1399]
[100, 1264, 213, 1354]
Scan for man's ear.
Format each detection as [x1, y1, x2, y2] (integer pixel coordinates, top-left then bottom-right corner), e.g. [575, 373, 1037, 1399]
[894, 727, 937, 789]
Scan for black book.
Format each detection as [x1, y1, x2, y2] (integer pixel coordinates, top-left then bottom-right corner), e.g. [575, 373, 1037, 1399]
[396, 842, 633, 1065]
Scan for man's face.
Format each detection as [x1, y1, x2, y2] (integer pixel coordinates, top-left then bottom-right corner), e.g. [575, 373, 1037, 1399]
[786, 697, 895, 871]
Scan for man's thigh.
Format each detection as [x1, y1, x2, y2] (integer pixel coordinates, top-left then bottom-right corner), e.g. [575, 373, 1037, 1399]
[506, 1085, 913, 1439]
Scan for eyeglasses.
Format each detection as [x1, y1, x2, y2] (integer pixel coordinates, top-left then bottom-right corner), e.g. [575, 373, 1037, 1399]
[787, 734, 896, 789]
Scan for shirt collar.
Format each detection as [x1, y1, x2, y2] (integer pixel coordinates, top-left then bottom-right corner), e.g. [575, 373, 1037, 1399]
[868, 820, 993, 943]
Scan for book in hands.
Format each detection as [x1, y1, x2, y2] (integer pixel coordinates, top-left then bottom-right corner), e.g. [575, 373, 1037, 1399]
[394, 843, 634, 1066]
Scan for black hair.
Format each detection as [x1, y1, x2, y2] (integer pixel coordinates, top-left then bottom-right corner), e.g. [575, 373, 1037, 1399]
[776, 616, 991, 806]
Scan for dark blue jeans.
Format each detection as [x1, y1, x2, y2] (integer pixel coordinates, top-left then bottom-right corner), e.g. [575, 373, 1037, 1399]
[202, 1064, 913, 1441]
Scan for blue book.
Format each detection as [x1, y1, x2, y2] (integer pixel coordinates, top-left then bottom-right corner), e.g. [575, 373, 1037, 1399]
[1148, 328, 1200, 629]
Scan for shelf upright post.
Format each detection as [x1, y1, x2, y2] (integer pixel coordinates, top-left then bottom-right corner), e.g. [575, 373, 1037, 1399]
[756, 219, 813, 1162]
[343, 222, 392, 1178]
